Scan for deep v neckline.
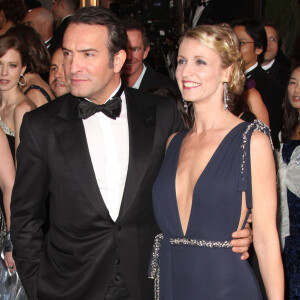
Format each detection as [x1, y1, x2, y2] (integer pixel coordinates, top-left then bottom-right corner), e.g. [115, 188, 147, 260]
[174, 122, 245, 237]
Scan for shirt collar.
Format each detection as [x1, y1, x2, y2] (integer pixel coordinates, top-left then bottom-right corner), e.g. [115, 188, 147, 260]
[245, 62, 258, 74]
[132, 64, 147, 89]
[261, 59, 275, 71]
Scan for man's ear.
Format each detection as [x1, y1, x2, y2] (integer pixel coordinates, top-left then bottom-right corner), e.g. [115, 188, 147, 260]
[143, 45, 150, 60]
[113, 49, 127, 73]
[255, 47, 263, 56]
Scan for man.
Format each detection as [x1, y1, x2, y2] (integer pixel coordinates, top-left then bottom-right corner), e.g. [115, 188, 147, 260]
[11, 7, 250, 300]
[232, 19, 283, 150]
[49, 47, 70, 97]
[122, 17, 180, 95]
[261, 22, 289, 88]
[188, 0, 252, 27]
[23, 7, 57, 55]
[52, 0, 80, 46]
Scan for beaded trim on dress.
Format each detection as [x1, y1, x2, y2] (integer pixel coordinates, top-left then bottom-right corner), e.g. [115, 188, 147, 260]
[0, 118, 15, 137]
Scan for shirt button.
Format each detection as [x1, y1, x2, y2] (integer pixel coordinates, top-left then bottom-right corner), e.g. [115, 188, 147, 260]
[114, 275, 121, 282]
[115, 258, 120, 265]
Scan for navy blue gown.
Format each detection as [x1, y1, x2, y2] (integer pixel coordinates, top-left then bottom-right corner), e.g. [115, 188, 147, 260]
[150, 121, 270, 299]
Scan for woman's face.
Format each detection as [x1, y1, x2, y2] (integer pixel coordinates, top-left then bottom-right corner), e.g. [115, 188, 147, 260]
[288, 66, 300, 112]
[176, 37, 228, 104]
[0, 48, 26, 92]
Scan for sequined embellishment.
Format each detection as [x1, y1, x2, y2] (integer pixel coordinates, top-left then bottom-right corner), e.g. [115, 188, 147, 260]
[240, 120, 272, 188]
[149, 233, 163, 300]
[170, 237, 231, 248]
[0, 118, 15, 137]
[149, 234, 231, 299]
[0, 208, 7, 247]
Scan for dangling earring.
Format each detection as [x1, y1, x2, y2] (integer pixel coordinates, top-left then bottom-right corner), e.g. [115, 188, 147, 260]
[182, 99, 189, 114]
[223, 82, 229, 110]
[18, 74, 27, 87]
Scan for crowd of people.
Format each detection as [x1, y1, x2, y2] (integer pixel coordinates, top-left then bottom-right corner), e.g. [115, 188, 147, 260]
[0, 0, 299, 300]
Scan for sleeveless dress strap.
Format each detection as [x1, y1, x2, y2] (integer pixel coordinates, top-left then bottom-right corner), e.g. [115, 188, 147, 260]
[239, 120, 273, 210]
[24, 85, 52, 103]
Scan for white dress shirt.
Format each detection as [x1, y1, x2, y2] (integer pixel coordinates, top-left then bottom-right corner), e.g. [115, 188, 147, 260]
[132, 63, 147, 89]
[83, 83, 129, 221]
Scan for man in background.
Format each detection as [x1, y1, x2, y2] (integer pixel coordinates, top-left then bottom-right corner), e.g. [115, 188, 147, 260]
[261, 22, 289, 88]
[52, 0, 80, 46]
[49, 47, 69, 97]
[23, 7, 57, 55]
[122, 17, 180, 95]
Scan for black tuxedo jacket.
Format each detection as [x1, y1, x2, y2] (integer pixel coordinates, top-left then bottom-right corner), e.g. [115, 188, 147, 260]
[139, 63, 181, 97]
[264, 59, 289, 89]
[189, 0, 251, 26]
[11, 87, 183, 300]
[246, 65, 284, 149]
[53, 15, 72, 47]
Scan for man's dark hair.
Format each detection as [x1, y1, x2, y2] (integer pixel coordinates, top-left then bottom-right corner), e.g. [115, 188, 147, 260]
[0, 0, 26, 24]
[232, 19, 267, 64]
[122, 17, 149, 49]
[70, 6, 127, 68]
[56, 0, 80, 12]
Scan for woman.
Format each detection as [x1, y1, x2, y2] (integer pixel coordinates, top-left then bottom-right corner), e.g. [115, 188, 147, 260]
[149, 25, 283, 299]
[0, 0, 26, 36]
[0, 127, 15, 271]
[0, 34, 36, 156]
[0, 127, 27, 299]
[6, 24, 54, 107]
[277, 64, 300, 300]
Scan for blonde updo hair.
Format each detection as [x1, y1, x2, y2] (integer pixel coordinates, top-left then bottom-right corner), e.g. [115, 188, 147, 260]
[182, 24, 245, 97]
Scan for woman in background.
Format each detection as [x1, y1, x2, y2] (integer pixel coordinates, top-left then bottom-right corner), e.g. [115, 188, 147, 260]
[277, 64, 300, 300]
[6, 24, 55, 107]
[0, 34, 35, 156]
[0, 0, 26, 36]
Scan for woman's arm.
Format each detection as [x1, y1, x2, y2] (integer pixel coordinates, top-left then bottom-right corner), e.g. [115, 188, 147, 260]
[251, 131, 284, 300]
[0, 128, 16, 271]
[246, 88, 270, 127]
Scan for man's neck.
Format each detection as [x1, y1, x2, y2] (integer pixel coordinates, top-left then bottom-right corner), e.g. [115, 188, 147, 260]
[123, 70, 142, 88]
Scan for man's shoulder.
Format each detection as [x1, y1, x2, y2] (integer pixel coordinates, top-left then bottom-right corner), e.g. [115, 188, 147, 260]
[26, 93, 77, 121]
[140, 64, 179, 93]
[125, 86, 176, 109]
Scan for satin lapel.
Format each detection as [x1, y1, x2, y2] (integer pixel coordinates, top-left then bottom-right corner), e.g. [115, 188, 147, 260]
[118, 90, 156, 220]
[48, 105, 111, 221]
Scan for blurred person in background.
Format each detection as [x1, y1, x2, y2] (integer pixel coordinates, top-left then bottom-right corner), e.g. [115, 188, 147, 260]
[0, 0, 26, 36]
[6, 24, 55, 107]
[49, 47, 69, 98]
[276, 64, 300, 300]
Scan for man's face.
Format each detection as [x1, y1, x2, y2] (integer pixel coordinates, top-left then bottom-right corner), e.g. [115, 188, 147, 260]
[123, 30, 150, 80]
[52, 0, 62, 22]
[63, 23, 125, 104]
[49, 48, 69, 97]
[233, 25, 262, 70]
[264, 26, 279, 64]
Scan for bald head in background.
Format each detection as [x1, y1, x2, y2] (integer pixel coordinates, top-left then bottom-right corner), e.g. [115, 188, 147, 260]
[23, 7, 53, 43]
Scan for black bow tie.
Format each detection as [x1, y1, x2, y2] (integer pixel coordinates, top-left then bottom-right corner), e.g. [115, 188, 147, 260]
[78, 84, 124, 120]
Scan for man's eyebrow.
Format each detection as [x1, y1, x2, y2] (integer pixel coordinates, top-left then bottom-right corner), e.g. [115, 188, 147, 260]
[50, 64, 58, 67]
[78, 48, 99, 53]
